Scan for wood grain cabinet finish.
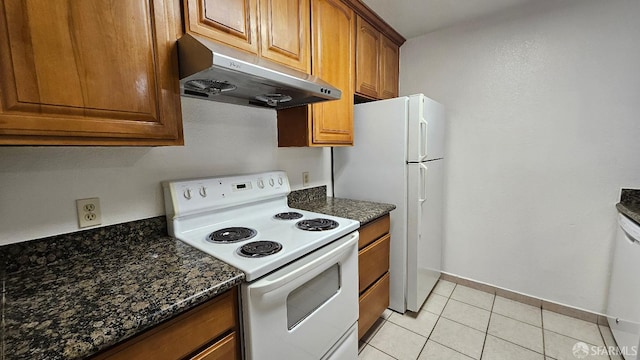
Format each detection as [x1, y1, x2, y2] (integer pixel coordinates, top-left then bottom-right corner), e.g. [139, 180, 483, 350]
[359, 272, 390, 339]
[259, 0, 311, 73]
[379, 35, 399, 99]
[357, 214, 391, 339]
[354, 15, 399, 100]
[355, 16, 381, 99]
[358, 234, 390, 293]
[358, 214, 390, 249]
[184, 0, 310, 73]
[94, 288, 239, 360]
[277, 0, 355, 147]
[0, 0, 183, 145]
[190, 332, 237, 360]
[185, 0, 259, 54]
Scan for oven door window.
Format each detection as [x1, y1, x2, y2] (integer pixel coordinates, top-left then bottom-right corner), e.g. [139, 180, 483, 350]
[287, 264, 340, 330]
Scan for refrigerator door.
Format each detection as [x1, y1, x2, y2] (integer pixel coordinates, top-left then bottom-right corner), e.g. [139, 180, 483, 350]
[333, 96, 409, 313]
[406, 159, 444, 312]
[407, 94, 445, 162]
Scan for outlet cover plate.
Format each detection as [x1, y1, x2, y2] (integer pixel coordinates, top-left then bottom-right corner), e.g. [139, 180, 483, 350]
[76, 198, 102, 228]
[303, 172, 309, 186]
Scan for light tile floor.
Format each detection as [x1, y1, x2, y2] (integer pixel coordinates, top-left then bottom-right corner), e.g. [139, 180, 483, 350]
[359, 280, 623, 360]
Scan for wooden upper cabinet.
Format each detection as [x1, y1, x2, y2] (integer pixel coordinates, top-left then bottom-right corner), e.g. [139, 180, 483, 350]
[259, 0, 311, 73]
[184, 0, 310, 73]
[354, 15, 399, 100]
[185, 0, 259, 54]
[277, 0, 355, 147]
[311, 0, 354, 145]
[379, 35, 399, 99]
[0, 0, 183, 145]
[355, 16, 381, 99]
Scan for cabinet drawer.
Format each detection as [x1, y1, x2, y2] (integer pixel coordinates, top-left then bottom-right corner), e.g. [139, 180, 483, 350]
[95, 288, 237, 360]
[191, 332, 237, 360]
[358, 272, 390, 339]
[358, 234, 390, 293]
[359, 214, 390, 249]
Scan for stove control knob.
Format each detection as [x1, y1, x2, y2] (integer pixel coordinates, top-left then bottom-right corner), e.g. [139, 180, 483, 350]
[199, 186, 207, 198]
[278, 177, 283, 185]
[183, 188, 192, 200]
[257, 179, 265, 189]
[269, 178, 275, 187]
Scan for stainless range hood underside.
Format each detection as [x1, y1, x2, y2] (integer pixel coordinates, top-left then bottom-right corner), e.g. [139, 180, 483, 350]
[177, 34, 341, 110]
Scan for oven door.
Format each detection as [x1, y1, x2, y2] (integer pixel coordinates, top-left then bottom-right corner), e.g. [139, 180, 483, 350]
[241, 231, 359, 360]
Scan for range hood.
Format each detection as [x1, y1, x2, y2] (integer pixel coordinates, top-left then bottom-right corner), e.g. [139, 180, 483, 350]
[177, 34, 341, 110]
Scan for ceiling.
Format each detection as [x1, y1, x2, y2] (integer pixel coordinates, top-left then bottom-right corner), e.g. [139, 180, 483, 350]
[361, 0, 536, 39]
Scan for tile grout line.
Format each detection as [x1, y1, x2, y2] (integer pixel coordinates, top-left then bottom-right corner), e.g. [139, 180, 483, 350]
[362, 316, 402, 359]
[367, 342, 400, 360]
[597, 324, 616, 360]
[416, 282, 486, 360]
[414, 282, 549, 357]
[420, 280, 613, 359]
[544, 327, 609, 348]
[415, 282, 456, 359]
[484, 333, 546, 356]
[428, 338, 478, 359]
[541, 305, 546, 357]
[479, 294, 497, 359]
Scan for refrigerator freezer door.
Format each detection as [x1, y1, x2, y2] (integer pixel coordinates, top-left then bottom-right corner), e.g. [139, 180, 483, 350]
[406, 160, 444, 312]
[334, 96, 409, 312]
[408, 94, 445, 162]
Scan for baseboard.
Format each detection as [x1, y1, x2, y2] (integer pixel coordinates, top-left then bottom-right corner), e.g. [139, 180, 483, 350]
[439, 272, 609, 327]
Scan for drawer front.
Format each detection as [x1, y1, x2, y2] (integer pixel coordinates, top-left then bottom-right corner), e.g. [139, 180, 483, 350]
[191, 332, 237, 360]
[96, 288, 237, 360]
[358, 214, 390, 249]
[358, 272, 390, 339]
[358, 234, 390, 293]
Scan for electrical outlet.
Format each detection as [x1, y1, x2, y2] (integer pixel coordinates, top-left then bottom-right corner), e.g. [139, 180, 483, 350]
[302, 171, 310, 187]
[76, 198, 102, 228]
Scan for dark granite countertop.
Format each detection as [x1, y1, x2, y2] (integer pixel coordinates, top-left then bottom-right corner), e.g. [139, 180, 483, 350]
[0, 217, 244, 360]
[617, 189, 640, 225]
[289, 186, 396, 225]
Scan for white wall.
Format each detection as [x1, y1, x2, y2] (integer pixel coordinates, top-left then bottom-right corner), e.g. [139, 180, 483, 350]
[400, 0, 640, 312]
[0, 97, 331, 245]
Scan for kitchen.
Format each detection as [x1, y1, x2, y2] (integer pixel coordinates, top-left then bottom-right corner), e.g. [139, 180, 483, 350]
[1, 0, 639, 359]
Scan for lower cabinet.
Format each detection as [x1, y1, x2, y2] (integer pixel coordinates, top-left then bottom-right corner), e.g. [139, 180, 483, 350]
[94, 287, 239, 360]
[357, 214, 391, 339]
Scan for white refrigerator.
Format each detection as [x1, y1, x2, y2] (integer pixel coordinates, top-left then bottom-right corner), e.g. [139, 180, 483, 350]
[333, 94, 445, 313]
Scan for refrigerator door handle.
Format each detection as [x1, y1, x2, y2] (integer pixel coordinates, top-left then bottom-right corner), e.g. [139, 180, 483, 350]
[419, 163, 428, 203]
[419, 118, 428, 161]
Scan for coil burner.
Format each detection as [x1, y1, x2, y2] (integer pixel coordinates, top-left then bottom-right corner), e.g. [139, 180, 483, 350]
[295, 218, 339, 231]
[208, 227, 257, 243]
[237, 241, 283, 258]
[274, 212, 304, 220]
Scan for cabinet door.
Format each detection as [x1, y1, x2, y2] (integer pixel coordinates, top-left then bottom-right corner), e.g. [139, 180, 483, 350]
[311, 0, 354, 145]
[259, 0, 310, 73]
[355, 15, 380, 99]
[185, 0, 259, 54]
[191, 332, 238, 360]
[0, 0, 183, 145]
[379, 35, 399, 99]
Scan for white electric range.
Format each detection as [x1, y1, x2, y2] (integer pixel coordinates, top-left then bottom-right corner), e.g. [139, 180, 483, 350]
[163, 171, 360, 360]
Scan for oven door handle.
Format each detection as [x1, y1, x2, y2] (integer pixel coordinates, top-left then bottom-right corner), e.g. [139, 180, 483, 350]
[249, 232, 358, 296]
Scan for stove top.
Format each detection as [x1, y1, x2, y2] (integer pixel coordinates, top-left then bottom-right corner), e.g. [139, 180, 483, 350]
[163, 171, 359, 281]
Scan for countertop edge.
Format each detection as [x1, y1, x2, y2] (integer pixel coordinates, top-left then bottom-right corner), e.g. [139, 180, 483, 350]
[291, 196, 396, 225]
[617, 202, 640, 226]
[94, 273, 244, 356]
